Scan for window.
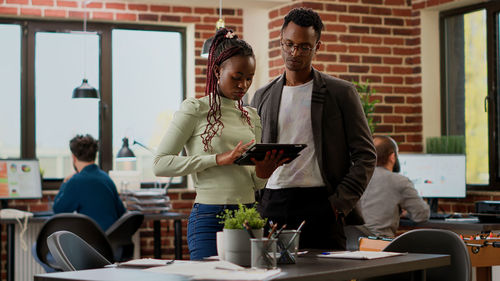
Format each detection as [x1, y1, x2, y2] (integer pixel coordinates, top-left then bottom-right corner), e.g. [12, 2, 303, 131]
[112, 29, 183, 183]
[0, 24, 21, 159]
[35, 32, 100, 178]
[441, 2, 500, 189]
[0, 19, 186, 188]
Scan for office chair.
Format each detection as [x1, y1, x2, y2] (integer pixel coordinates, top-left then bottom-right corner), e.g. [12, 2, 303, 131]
[47, 231, 112, 271]
[105, 211, 144, 261]
[361, 228, 471, 281]
[35, 213, 114, 271]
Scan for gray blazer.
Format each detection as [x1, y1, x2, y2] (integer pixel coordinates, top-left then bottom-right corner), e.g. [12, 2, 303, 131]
[251, 69, 376, 223]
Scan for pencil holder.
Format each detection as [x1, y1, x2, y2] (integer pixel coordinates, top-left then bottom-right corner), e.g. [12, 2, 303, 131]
[250, 238, 277, 269]
[277, 230, 300, 264]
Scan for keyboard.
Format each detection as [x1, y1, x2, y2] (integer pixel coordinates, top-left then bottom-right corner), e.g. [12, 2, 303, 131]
[429, 213, 451, 220]
[33, 210, 54, 217]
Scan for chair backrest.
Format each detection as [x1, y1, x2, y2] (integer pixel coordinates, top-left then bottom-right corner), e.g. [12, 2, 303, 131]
[36, 213, 114, 270]
[105, 211, 144, 261]
[47, 230, 112, 271]
[383, 229, 472, 281]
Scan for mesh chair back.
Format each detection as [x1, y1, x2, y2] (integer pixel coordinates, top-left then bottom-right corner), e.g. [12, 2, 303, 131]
[105, 211, 144, 261]
[36, 213, 114, 270]
[382, 229, 471, 281]
[47, 230, 112, 271]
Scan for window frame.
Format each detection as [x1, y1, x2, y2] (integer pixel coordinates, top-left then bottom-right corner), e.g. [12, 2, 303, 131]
[0, 18, 187, 189]
[440, 2, 500, 191]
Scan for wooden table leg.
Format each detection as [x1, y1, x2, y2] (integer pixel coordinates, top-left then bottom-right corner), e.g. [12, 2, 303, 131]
[476, 267, 492, 281]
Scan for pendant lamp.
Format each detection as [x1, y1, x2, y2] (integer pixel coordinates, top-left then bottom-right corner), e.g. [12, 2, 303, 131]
[72, 0, 99, 99]
[201, 0, 225, 58]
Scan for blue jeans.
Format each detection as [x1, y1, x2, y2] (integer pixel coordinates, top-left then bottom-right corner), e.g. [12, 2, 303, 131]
[187, 203, 251, 260]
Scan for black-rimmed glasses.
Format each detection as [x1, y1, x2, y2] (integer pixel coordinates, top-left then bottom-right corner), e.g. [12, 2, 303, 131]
[280, 41, 317, 55]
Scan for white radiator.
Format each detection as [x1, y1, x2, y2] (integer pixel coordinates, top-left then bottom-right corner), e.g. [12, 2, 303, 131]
[14, 221, 45, 281]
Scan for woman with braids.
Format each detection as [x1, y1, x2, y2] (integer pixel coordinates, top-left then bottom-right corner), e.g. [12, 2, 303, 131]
[153, 28, 286, 260]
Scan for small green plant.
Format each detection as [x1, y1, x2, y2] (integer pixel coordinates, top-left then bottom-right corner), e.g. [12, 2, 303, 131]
[218, 204, 267, 229]
[354, 80, 379, 134]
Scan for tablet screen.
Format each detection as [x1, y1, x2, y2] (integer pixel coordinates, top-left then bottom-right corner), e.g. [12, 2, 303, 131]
[234, 143, 307, 165]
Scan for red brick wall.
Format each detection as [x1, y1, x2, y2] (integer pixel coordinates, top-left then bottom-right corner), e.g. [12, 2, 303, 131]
[268, 0, 423, 152]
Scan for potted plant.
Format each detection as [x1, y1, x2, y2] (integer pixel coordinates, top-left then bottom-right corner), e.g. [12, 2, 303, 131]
[218, 204, 266, 266]
[354, 80, 379, 134]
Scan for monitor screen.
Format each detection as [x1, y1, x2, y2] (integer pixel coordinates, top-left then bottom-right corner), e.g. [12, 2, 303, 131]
[397, 154, 466, 198]
[0, 159, 43, 199]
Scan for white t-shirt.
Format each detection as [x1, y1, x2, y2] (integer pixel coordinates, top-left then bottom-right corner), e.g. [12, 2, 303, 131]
[266, 80, 325, 189]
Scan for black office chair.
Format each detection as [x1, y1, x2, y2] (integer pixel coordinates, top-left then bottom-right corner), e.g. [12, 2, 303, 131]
[362, 228, 471, 281]
[105, 211, 144, 261]
[35, 213, 114, 271]
[47, 230, 112, 271]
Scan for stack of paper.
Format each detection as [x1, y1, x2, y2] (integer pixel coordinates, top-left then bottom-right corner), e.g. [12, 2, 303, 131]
[318, 251, 406, 260]
[146, 260, 282, 280]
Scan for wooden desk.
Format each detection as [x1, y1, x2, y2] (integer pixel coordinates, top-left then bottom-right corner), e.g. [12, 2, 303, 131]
[400, 218, 500, 235]
[400, 218, 500, 281]
[0, 212, 188, 281]
[34, 253, 450, 281]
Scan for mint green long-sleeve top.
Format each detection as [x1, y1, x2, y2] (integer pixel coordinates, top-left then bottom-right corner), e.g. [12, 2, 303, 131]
[153, 96, 267, 204]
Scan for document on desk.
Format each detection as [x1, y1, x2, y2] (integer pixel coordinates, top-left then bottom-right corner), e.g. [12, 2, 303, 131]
[146, 260, 282, 280]
[318, 251, 406, 260]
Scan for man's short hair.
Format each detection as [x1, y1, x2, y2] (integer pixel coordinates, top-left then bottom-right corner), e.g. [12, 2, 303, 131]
[70, 134, 98, 162]
[281, 7, 324, 41]
[374, 136, 398, 166]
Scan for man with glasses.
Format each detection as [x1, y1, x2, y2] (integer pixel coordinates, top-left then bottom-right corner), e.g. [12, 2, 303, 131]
[251, 7, 376, 250]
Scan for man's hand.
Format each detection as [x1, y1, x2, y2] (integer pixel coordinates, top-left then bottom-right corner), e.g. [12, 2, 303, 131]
[216, 140, 255, 166]
[251, 149, 289, 179]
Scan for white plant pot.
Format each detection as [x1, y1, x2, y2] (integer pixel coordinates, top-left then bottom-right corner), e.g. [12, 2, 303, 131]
[223, 228, 263, 267]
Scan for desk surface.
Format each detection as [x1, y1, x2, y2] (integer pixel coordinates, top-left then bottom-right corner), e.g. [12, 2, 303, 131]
[34, 253, 450, 281]
[400, 218, 500, 232]
[0, 211, 189, 224]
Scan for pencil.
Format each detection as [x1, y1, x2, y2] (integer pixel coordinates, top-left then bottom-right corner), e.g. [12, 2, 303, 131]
[274, 224, 287, 239]
[242, 220, 255, 238]
[267, 223, 278, 239]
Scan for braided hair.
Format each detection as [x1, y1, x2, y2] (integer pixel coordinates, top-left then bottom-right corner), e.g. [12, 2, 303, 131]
[201, 28, 255, 152]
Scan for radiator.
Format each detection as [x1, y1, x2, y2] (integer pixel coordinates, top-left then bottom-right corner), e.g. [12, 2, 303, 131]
[14, 221, 45, 281]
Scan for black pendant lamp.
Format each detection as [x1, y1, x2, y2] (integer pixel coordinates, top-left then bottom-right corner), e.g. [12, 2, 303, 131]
[73, 1, 99, 99]
[200, 0, 225, 58]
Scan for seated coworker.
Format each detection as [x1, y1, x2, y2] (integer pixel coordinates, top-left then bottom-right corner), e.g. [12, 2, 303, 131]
[360, 136, 430, 237]
[53, 134, 126, 231]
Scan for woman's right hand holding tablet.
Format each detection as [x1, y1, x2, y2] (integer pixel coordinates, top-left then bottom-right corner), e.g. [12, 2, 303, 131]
[216, 140, 255, 166]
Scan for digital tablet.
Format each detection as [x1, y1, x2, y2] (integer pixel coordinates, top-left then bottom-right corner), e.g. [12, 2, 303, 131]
[234, 143, 307, 165]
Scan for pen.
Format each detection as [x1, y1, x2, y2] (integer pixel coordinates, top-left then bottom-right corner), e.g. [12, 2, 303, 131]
[273, 224, 287, 239]
[267, 223, 278, 239]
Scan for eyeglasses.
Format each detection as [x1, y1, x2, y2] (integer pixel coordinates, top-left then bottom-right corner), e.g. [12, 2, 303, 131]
[280, 41, 317, 55]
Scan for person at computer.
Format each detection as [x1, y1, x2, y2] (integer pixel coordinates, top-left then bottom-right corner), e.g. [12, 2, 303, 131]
[359, 136, 430, 237]
[53, 134, 126, 231]
[153, 28, 286, 260]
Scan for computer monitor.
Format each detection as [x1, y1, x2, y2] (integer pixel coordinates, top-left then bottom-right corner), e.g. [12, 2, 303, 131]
[0, 159, 43, 199]
[397, 154, 466, 198]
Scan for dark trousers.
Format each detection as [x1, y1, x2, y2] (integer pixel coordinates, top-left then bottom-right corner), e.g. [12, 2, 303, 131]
[258, 187, 346, 250]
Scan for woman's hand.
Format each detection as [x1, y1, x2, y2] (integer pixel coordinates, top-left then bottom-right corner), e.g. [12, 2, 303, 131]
[251, 150, 289, 179]
[216, 140, 255, 166]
